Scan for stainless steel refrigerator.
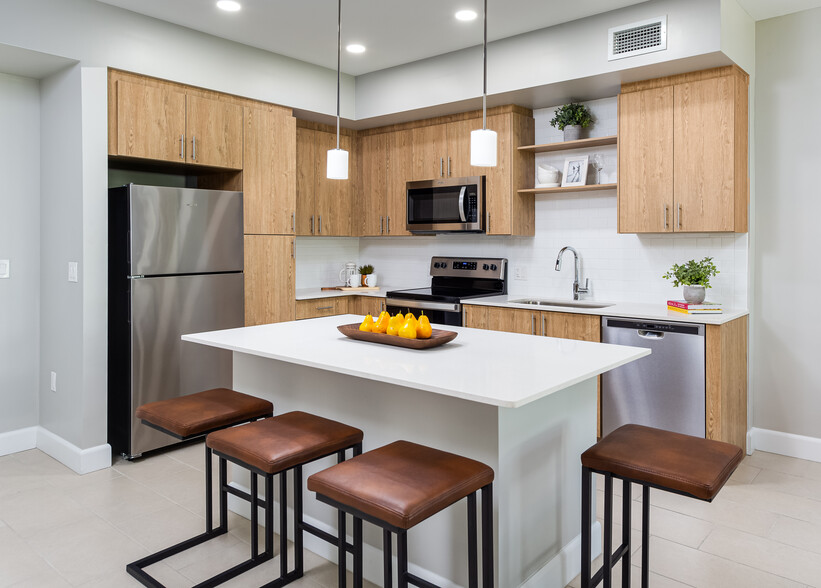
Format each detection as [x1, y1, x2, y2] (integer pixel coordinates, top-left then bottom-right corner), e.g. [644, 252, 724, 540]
[108, 184, 244, 459]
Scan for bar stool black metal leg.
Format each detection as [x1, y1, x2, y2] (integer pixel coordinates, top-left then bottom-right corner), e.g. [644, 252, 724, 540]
[383, 529, 393, 588]
[397, 530, 409, 588]
[265, 473, 274, 557]
[251, 472, 259, 559]
[603, 474, 613, 588]
[468, 492, 478, 588]
[622, 479, 632, 586]
[205, 446, 213, 532]
[353, 516, 363, 588]
[295, 465, 304, 576]
[338, 506, 347, 588]
[219, 457, 228, 532]
[581, 467, 592, 588]
[280, 470, 288, 578]
[642, 485, 650, 588]
[481, 484, 493, 588]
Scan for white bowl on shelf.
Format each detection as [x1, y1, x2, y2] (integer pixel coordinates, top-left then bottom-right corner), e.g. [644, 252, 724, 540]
[537, 164, 560, 186]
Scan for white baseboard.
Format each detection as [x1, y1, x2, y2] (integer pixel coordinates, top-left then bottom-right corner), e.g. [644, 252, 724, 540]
[750, 427, 821, 463]
[0, 426, 38, 456]
[0, 425, 111, 474]
[229, 482, 602, 588]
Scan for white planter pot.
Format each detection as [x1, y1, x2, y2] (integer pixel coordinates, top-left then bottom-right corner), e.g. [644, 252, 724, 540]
[683, 285, 706, 304]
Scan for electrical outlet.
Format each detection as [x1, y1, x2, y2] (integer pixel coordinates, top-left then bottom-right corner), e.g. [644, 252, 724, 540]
[0, 259, 9, 279]
[68, 262, 78, 283]
[514, 265, 528, 280]
[50, 371, 57, 392]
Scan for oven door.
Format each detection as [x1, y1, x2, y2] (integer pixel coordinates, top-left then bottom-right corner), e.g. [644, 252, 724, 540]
[406, 177, 484, 233]
[386, 298, 463, 327]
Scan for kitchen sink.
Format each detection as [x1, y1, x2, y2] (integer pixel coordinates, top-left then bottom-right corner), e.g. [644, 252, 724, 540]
[509, 298, 614, 309]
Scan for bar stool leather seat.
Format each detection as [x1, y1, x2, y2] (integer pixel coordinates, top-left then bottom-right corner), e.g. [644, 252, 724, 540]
[136, 387, 273, 439]
[580, 424, 743, 588]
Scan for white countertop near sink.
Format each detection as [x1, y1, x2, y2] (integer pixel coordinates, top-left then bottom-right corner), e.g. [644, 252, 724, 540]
[465, 295, 749, 325]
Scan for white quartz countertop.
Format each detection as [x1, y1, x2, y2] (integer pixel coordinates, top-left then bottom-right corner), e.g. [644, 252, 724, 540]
[295, 287, 391, 300]
[464, 295, 748, 325]
[183, 315, 649, 409]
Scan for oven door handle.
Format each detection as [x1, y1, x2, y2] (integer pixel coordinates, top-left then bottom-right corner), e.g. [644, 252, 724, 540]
[387, 298, 461, 313]
[458, 186, 467, 223]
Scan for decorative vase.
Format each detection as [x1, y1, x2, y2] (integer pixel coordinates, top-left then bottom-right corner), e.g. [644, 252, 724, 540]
[563, 125, 582, 141]
[683, 285, 706, 304]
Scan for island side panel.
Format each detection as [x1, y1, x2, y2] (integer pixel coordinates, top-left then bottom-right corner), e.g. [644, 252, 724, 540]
[497, 378, 598, 588]
[232, 351, 501, 588]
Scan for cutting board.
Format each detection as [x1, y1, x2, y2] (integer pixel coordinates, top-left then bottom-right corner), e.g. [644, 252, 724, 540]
[321, 286, 381, 292]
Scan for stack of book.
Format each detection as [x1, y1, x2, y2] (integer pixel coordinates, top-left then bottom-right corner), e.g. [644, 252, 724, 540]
[667, 300, 723, 314]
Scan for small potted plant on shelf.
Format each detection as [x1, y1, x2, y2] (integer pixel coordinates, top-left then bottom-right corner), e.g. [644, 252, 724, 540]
[549, 102, 593, 141]
[662, 257, 719, 304]
[358, 264, 376, 287]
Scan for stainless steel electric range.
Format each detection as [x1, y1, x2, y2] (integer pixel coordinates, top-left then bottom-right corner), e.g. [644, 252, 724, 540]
[386, 257, 508, 326]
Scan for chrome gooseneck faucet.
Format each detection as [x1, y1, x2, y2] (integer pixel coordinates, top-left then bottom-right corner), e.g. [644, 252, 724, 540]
[555, 246, 590, 300]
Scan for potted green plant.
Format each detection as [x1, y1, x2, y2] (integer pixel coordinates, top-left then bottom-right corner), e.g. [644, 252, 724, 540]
[662, 257, 719, 304]
[549, 102, 593, 141]
[358, 264, 376, 287]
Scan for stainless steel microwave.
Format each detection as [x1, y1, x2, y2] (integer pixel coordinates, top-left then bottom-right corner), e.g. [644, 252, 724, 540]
[406, 176, 485, 233]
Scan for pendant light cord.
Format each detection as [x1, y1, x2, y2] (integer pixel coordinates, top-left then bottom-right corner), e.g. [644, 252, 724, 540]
[336, 0, 341, 150]
[482, 0, 487, 131]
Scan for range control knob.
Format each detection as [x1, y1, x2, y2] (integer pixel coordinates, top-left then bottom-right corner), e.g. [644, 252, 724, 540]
[490, 264, 498, 271]
[433, 262, 441, 269]
[483, 264, 489, 270]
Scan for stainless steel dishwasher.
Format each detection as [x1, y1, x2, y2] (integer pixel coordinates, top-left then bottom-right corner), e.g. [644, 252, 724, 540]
[601, 317, 705, 438]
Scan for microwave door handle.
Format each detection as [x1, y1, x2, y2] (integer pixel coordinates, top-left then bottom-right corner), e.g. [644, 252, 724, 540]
[458, 186, 467, 222]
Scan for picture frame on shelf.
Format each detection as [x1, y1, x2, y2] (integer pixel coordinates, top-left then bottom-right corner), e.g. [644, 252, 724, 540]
[562, 155, 588, 187]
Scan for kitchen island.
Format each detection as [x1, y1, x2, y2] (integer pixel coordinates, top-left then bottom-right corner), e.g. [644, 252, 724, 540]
[183, 315, 648, 588]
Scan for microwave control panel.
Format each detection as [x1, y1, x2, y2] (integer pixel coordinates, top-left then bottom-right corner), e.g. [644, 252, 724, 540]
[465, 187, 478, 222]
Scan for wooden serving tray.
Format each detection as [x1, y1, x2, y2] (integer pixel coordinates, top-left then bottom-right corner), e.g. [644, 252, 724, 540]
[337, 323, 457, 350]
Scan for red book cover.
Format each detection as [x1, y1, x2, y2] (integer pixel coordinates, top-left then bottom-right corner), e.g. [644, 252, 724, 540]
[666, 299, 722, 310]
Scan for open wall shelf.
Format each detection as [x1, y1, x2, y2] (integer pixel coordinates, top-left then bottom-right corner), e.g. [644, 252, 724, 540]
[518, 135, 618, 153]
[518, 183, 617, 195]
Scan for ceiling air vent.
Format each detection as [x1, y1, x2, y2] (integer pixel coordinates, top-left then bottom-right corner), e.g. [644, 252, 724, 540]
[608, 16, 667, 61]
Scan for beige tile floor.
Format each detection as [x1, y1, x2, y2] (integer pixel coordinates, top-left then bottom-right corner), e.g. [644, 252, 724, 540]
[2, 442, 820, 587]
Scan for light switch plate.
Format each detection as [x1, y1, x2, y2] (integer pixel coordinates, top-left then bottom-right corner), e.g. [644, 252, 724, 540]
[0, 259, 8, 279]
[68, 261, 78, 283]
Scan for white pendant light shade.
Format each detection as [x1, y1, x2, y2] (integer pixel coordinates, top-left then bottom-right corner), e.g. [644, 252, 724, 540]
[327, 148, 349, 180]
[470, 128, 497, 167]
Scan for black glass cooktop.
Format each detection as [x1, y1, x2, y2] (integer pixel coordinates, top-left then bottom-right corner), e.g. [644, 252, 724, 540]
[386, 286, 500, 303]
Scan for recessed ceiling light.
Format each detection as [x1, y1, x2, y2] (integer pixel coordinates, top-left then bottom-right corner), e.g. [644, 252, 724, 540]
[216, 0, 241, 12]
[346, 44, 366, 54]
[455, 9, 477, 21]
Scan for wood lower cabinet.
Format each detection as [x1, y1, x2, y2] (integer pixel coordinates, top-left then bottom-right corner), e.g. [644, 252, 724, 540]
[244, 235, 295, 326]
[296, 124, 353, 236]
[352, 296, 386, 317]
[243, 105, 296, 235]
[109, 71, 243, 170]
[296, 297, 350, 320]
[466, 306, 598, 340]
[618, 66, 748, 233]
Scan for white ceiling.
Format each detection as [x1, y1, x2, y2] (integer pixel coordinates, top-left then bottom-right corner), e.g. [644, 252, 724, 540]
[95, 0, 650, 76]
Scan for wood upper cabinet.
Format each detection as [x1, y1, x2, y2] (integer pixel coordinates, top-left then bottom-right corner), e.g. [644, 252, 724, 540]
[243, 105, 296, 235]
[485, 112, 535, 236]
[411, 123, 449, 180]
[109, 71, 243, 170]
[618, 66, 748, 233]
[356, 129, 413, 237]
[295, 124, 353, 236]
[244, 235, 295, 326]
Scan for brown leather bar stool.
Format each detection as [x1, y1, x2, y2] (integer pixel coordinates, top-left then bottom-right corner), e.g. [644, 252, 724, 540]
[205, 411, 364, 588]
[580, 424, 743, 588]
[127, 388, 273, 587]
[307, 440, 495, 588]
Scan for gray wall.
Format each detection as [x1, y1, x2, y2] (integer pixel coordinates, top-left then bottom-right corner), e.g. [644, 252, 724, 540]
[0, 73, 40, 434]
[753, 8, 821, 439]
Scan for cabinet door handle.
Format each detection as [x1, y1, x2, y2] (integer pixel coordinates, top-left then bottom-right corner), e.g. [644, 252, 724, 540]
[192, 135, 196, 160]
[440, 157, 444, 178]
[542, 315, 546, 336]
[387, 216, 390, 234]
[486, 210, 490, 233]
[663, 205, 669, 230]
[531, 314, 536, 336]
[316, 305, 334, 311]
[291, 240, 295, 258]
[677, 204, 682, 230]
[319, 215, 322, 234]
[291, 212, 295, 233]
[180, 134, 185, 160]
[310, 215, 314, 234]
[447, 157, 451, 177]
[380, 216, 384, 234]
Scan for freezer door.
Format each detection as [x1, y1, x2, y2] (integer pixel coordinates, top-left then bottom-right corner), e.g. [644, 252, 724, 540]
[129, 273, 244, 456]
[601, 318, 706, 438]
[129, 185, 243, 276]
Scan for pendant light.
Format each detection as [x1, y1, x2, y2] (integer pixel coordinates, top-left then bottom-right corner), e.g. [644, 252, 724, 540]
[327, 0, 349, 179]
[470, 0, 497, 167]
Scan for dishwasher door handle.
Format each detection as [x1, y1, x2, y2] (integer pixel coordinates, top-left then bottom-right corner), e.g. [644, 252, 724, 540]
[637, 330, 664, 339]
